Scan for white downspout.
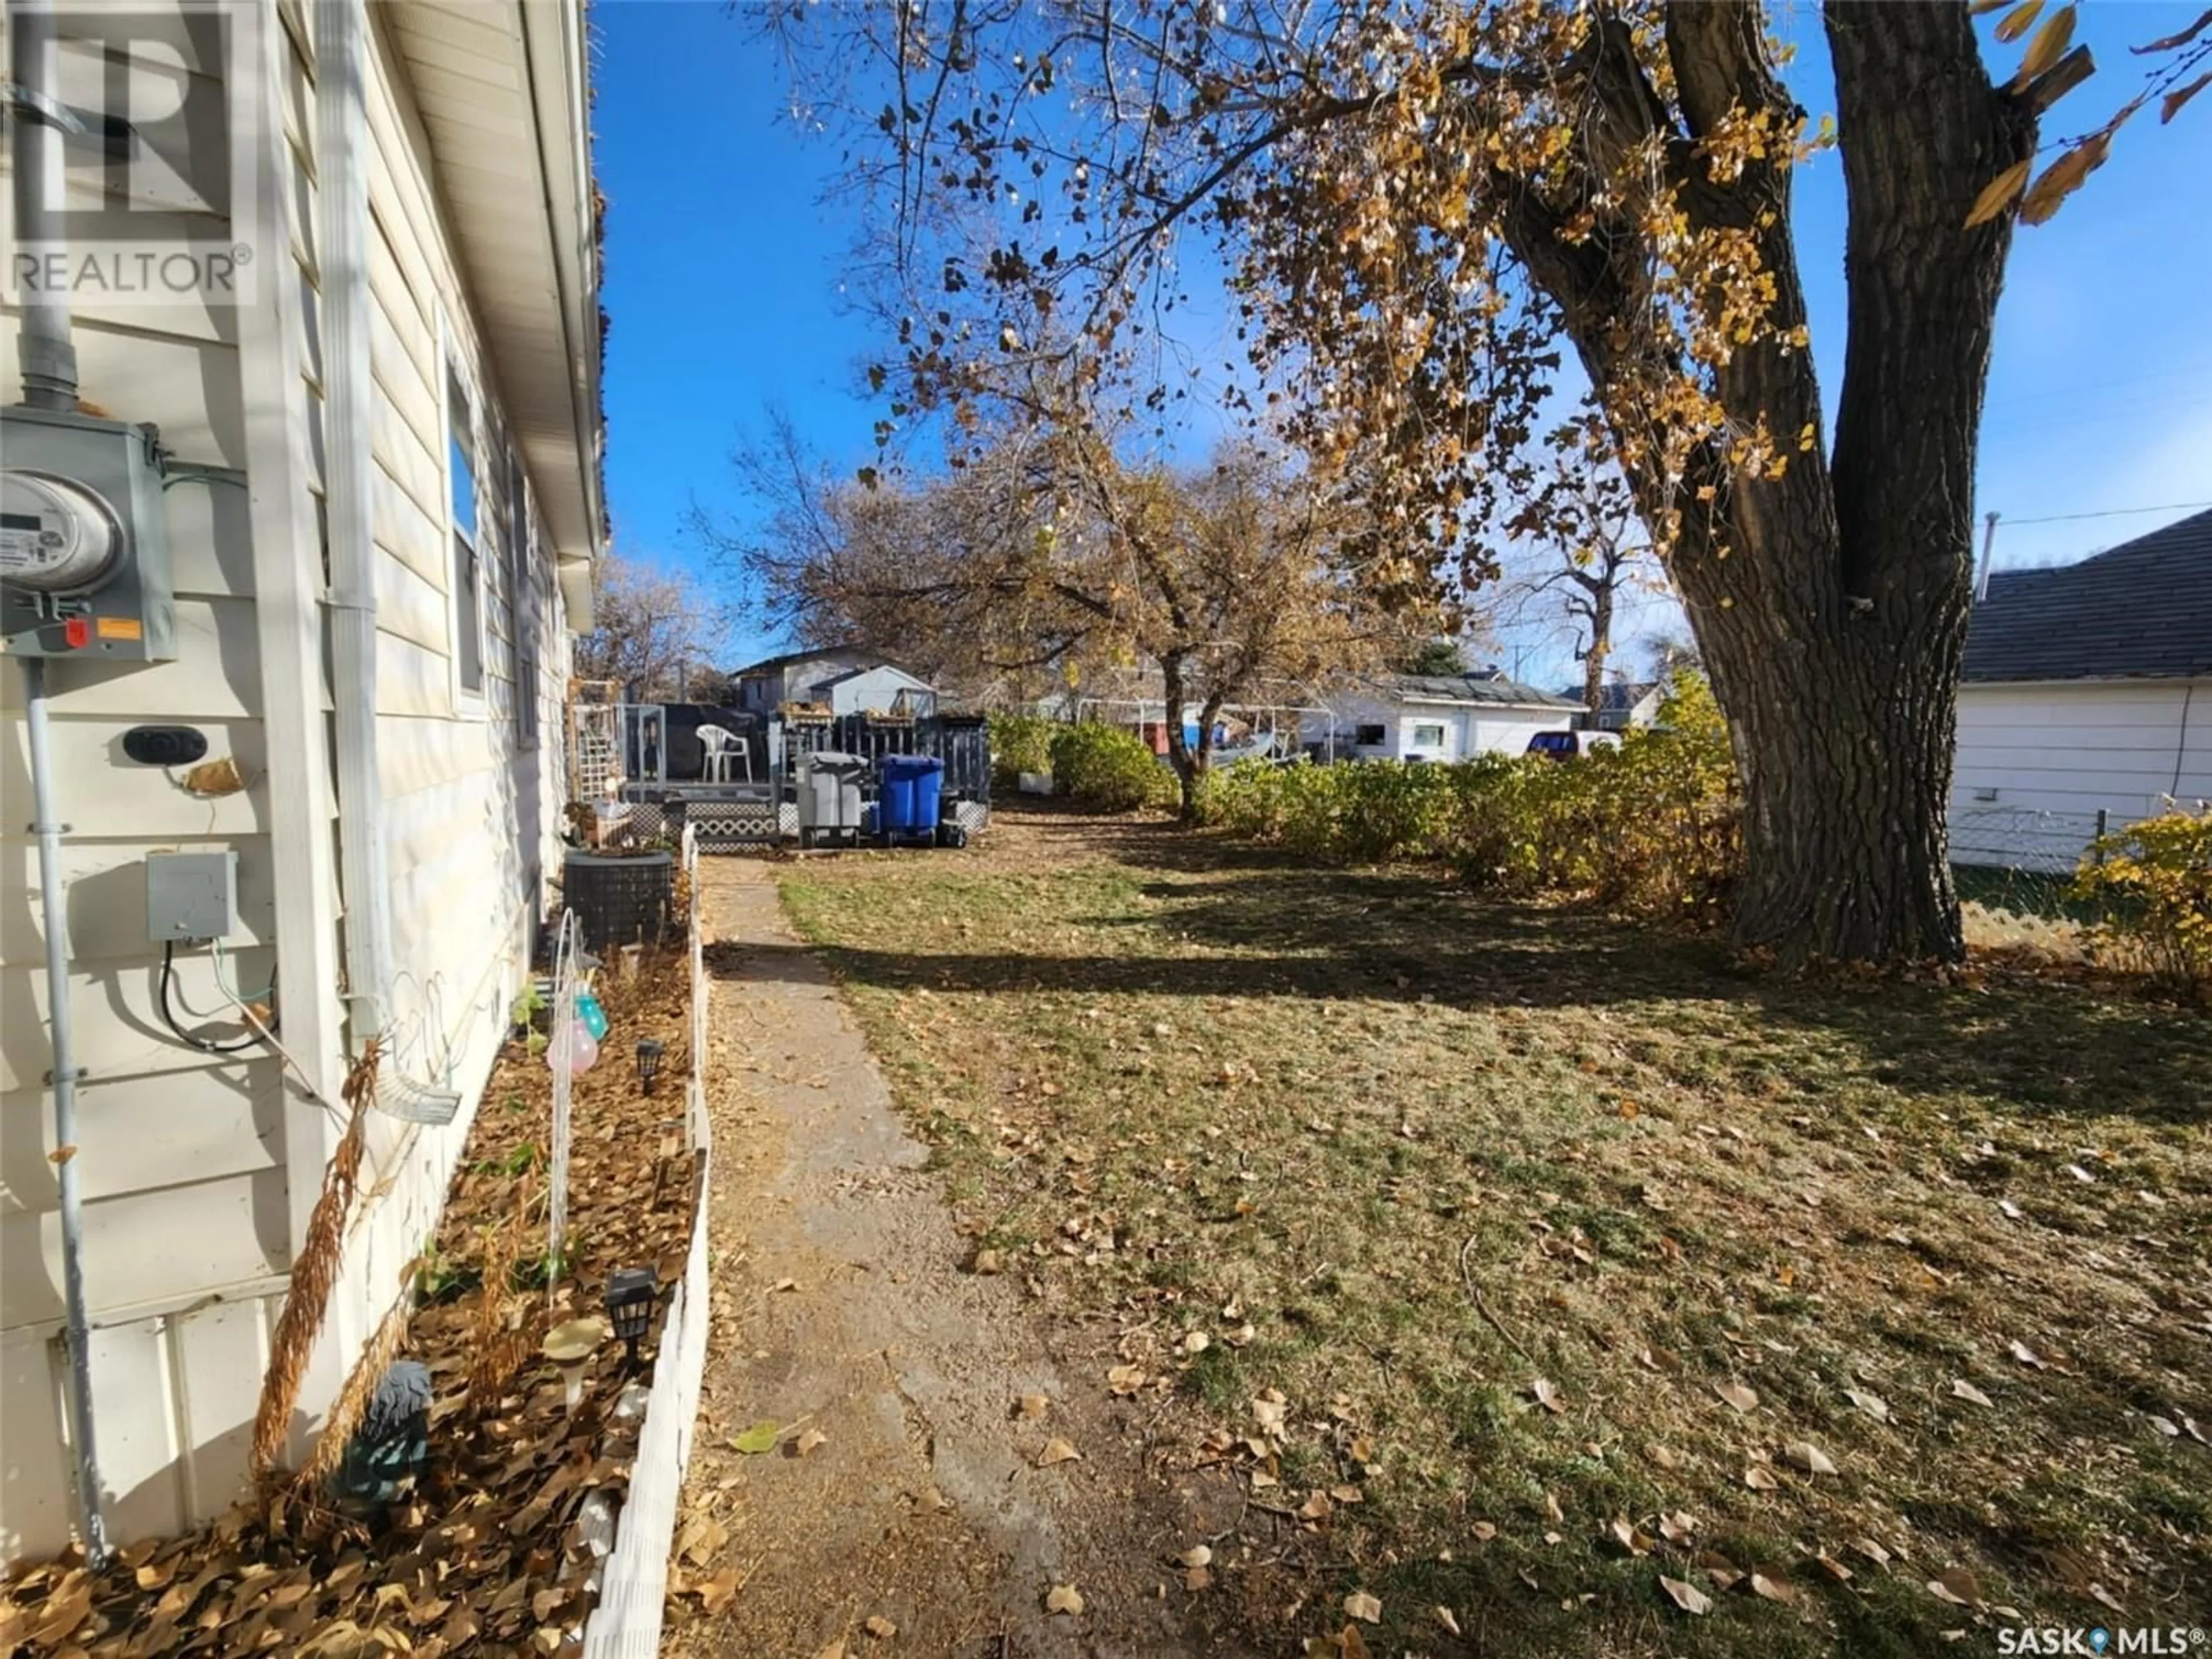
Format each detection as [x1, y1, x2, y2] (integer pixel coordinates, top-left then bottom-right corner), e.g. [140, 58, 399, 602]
[315, 0, 457, 1120]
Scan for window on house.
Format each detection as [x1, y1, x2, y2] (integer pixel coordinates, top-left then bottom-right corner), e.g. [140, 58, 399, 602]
[447, 357, 485, 698]
[1412, 722, 1448, 748]
[1355, 724, 1387, 747]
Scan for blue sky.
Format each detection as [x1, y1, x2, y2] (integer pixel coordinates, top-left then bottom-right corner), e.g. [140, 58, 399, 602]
[593, 1, 2212, 681]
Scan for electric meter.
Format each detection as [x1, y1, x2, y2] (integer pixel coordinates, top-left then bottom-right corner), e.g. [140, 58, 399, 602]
[0, 404, 175, 661]
[1, 471, 124, 593]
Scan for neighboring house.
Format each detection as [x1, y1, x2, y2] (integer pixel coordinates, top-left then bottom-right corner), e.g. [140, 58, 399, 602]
[1555, 680, 1665, 731]
[730, 646, 931, 715]
[1326, 673, 1578, 762]
[1, 0, 602, 1563]
[1951, 509, 2212, 870]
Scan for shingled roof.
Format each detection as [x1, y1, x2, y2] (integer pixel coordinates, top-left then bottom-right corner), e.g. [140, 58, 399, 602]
[1552, 680, 1661, 713]
[1376, 673, 1578, 709]
[1964, 508, 2212, 684]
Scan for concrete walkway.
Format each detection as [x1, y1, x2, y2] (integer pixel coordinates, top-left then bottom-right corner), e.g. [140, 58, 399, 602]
[666, 858, 1209, 1659]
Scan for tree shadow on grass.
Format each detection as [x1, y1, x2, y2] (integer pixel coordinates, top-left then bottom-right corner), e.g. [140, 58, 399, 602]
[739, 851, 2211, 1128]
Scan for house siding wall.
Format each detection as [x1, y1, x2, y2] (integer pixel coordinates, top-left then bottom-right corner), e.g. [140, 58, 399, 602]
[1325, 695, 1562, 762]
[1950, 680, 2211, 869]
[326, 2, 569, 1402]
[0, 2, 577, 1564]
[0, 1, 310, 1562]
[815, 666, 935, 718]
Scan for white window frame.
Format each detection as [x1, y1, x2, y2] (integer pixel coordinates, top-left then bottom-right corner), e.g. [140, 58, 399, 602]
[438, 306, 489, 718]
[1411, 721, 1449, 749]
[508, 449, 540, 751]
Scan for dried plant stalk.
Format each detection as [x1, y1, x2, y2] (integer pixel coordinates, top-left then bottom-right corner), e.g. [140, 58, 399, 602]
[250, 1041, 378, 1479]
[464, 1202, 536, 1405]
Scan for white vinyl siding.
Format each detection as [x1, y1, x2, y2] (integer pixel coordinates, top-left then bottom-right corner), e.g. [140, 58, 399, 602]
[1326, 695, 1563, 762]
[1951, 680, 2211, 869]
[0, 0, 584, 1566]
[0, 0, 307, 1558]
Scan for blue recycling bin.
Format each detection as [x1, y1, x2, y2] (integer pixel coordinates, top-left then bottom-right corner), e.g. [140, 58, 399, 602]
[880, 755, 945, 837]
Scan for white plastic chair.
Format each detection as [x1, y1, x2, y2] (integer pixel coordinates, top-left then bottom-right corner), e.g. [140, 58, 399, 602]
[697, 725, 750, 785]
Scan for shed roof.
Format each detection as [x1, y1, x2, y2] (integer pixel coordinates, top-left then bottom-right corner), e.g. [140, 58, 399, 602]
[732, 644, 884, 677]
[1553, 680, 1661, 713]
[813, 664, 934, 691]
[1374, 673, 1578, 709]
[1964, 508, 2212, 683]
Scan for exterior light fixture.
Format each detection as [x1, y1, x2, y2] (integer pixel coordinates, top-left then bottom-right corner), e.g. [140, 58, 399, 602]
[542, 1316, 609, 1414]
[604, 1267, 658, 1366]
[635, 1037, 665, 1096]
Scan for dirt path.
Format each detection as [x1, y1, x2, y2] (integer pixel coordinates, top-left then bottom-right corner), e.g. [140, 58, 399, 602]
[665, 857, 1223, 1659]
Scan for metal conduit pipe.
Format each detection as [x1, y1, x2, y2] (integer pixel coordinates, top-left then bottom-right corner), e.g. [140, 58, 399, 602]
[9, 0, 81, 408]
[21, 660, 109, 1566]
[11, 0, 107, 1565]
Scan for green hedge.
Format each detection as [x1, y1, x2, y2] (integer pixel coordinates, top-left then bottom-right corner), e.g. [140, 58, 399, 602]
[1203, 675, 1739, 922]
[1047, 722, 1179, 813]
[2074, 805, 2212, 994]
[987, 711, 1056, 791]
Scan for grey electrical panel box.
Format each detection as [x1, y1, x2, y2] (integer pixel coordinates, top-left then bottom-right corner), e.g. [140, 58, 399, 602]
[1, 404, 177, 661]
[146, 850, 239, 942]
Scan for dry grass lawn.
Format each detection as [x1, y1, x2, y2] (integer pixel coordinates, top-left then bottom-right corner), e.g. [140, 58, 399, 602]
[777, 808, 2211, 1657]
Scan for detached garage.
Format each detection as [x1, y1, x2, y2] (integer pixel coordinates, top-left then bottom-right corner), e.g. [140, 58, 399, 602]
[1951, 508, 2212, 870]
[1324, 672, 1577, 763]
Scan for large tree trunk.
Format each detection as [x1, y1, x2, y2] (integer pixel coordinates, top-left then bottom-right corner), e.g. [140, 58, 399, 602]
[1158, 652, 1221, 825]
[1581, 584, 1613, 729]
[1697, 584, 1967, 963]
[1508, 1, 2034, 964]
[1159, 652, 1198, 823]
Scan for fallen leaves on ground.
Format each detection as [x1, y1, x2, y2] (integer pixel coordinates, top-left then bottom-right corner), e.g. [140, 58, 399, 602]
[1783, 1440, 1838, 1476]
[1843, 1387, 1890, 1422]
[1929, 1567, 1984, 1607]
[1660, 1575, 1713, 1616]
[1342, 1590, 1382, 1623]
[1714, 1381, 1760, 1413]
[1035, 1437, 1083, 1467]
[1045, 1584, 1084, 1615]
[0, 950, 701, 1659]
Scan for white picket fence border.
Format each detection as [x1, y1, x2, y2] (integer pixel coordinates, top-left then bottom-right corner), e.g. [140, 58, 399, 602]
[581, 825, 714, 1659]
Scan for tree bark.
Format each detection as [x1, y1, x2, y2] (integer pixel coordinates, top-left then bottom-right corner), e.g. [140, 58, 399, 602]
[1581, 581, 1613, 729]
[1158, 652, 1222, 824]
[1508, 0, 2034, 964]
[1160, 651, 1196, 821]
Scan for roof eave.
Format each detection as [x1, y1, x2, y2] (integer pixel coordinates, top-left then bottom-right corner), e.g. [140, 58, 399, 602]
[385, 1, 607, 596]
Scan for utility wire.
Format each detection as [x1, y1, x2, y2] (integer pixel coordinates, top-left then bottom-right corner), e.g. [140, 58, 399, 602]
[1995, 501, 2212, 527]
